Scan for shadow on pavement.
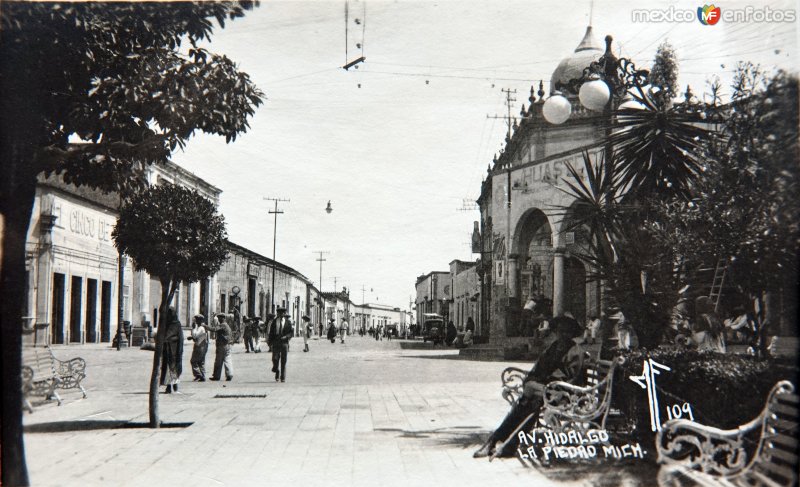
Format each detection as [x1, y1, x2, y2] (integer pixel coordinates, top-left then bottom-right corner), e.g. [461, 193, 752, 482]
[399, 353, 513, 362]
[518, 458, 659, 486]
[373, 426, 487, 448]
[25, 420, 193, 433]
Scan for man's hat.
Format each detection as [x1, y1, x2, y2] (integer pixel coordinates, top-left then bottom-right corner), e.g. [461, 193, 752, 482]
[551, 316, 583, 339]
[276, 307, 286, 313]
[302, 315, 310, 321]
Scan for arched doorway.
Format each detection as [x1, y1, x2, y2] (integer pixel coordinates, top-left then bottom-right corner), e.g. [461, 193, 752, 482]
[510, 209, 553, 336]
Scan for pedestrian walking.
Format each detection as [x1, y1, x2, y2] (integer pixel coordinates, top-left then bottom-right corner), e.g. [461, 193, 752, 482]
[189, 314, 209, 381]
[302, 315, 311, 352]
[263, 313, 275, 352]
[269, 308, 293, 382]
[340, 318, 348, 344]
[252, 316, 262, 352]
[160, 306, 184, 394]
[327, 318, 337, 343]
[209, 313, 234, 381]
[243, 316, 255, 353]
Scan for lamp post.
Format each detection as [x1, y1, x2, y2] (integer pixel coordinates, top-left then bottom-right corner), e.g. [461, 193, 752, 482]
[116, 253, 128, 350]
[542, 35, 650, 178]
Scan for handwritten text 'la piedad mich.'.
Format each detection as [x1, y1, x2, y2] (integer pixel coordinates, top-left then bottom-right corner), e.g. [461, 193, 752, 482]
[516, 428, 646, 462]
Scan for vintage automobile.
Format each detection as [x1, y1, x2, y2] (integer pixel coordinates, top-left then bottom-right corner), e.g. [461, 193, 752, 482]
[422, 314, 445, 345]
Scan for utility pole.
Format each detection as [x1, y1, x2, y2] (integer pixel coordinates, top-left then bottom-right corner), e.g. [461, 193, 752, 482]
[313, 251, 329, 294]
[264, 196, 290, 314]
[330, 276, 340, 293]
[487, 88, 518, 303]
[457, 197, 479, 212]
[486, 88, 518, 142]
[314, 250, 329, 329]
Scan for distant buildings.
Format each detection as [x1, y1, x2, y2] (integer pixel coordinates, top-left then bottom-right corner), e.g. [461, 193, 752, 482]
[24, 161, 220, 346]
[23, 161, 409, 346]
[416, 26, 610, 352]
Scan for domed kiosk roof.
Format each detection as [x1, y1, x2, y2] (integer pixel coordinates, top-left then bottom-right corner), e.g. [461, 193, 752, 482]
[550, 26, 603, 93]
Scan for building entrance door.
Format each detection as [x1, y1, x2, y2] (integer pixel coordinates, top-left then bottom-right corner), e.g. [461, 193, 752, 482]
[70, 276, 83, 343]
[86, 279, 98, 342]
[101, 280, 112, 342]
[51, 273, 66, 344]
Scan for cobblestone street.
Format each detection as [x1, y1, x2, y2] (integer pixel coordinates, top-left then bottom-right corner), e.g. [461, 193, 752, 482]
[23, 338, 554, 487]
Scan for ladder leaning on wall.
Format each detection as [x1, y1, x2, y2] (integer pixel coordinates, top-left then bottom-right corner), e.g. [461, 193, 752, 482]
[709, 258, 728, 313]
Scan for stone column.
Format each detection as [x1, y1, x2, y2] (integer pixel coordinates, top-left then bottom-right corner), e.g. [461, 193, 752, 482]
[553, 249, 565, 317]
[507, 254, 519, 299]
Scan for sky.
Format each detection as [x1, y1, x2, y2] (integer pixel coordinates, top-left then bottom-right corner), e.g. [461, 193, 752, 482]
[171, 0, 799, 310]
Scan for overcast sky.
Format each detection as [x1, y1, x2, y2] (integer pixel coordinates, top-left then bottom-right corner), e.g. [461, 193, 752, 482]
[172, 0, 799, 309]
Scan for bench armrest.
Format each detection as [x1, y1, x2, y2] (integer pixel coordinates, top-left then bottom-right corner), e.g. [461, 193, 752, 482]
[656, 380, 795, 478]
[501, 367, 528, 405]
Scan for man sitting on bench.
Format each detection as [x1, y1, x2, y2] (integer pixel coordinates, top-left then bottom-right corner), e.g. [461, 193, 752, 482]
[474, 316, 585, 458]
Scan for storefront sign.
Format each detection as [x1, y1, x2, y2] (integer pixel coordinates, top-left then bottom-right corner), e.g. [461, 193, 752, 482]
[55, 199, 115, 243]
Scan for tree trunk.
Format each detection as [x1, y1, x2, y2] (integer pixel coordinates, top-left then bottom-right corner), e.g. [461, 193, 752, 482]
[149, 279, 177, 428]
[149, 282, 168, 427]
[0, 158, 37, 486]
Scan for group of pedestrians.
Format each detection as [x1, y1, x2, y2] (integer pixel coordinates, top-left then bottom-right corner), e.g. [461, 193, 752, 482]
[158, 306, 325, 394]
[326, 318, 349, 343]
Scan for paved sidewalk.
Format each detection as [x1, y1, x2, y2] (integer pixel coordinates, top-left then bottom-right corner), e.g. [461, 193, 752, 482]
[24, 337, 559, 487]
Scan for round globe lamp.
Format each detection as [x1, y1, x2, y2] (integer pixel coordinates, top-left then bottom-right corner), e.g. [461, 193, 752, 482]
[542, 93, 571, 125]
[579, 78, 611, 111]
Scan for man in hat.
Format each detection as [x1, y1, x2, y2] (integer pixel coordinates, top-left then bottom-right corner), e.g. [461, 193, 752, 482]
[473, 316, 585, 459]
[268, 308, 293, 382]
[327, 317, 337, 343]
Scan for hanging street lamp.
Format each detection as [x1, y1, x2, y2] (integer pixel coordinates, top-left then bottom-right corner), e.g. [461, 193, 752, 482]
[542, 35, 650, 126]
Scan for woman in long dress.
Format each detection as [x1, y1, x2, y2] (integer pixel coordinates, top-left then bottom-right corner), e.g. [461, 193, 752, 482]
[160, 306, 184, 393]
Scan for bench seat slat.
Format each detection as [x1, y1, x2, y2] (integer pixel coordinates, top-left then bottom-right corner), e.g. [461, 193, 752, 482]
[744, 470, 785, 487]
[766, 416, 798, 433]
[751, 464, 795, 487]
[768, 433, 798, 450]
[762, 444, 798, 465]
[770, 402, 798, 418]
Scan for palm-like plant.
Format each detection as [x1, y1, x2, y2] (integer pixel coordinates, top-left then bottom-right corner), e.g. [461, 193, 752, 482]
[557, 87, 715, 348]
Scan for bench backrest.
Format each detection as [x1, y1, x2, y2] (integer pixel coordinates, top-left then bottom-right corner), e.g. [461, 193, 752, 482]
[585, 358, 616, 397]
[21, 347, 53, 379]
[751, 387, 798, 486]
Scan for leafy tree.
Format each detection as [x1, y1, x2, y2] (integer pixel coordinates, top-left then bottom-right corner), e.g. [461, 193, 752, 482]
[113, 184, 228, 427]
[655, 66, 800, 354]
[0, 3, 262, 484]
[649, 41, 679, 103]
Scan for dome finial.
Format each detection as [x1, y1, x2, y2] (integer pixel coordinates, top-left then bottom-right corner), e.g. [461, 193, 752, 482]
[537, 80, 545, 101]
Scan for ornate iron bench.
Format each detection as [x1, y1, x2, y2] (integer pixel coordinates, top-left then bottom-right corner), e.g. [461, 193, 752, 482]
[21, 346, 87, 410]
[500, 357, 624, 431]
[493, 356, 624, 461]
[656, 380, 798, 487]
[540, 357, 624, 432]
